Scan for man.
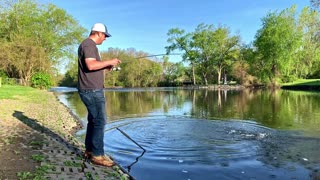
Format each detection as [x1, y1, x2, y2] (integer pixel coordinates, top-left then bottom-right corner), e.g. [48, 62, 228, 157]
[77, 23, 121, 167]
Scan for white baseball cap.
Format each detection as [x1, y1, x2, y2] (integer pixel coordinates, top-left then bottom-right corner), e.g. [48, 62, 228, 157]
[91, 23, 111, 37]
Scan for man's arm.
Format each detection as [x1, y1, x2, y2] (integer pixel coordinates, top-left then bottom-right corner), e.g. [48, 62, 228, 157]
[85, 58, 121, 71]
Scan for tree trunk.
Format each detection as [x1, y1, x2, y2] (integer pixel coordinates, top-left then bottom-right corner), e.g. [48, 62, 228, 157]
[217, 68, 222, 85]
[192, 64, 196, 85]
[202, 72, 208, 85]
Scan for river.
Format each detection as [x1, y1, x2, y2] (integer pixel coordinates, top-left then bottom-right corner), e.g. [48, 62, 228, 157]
[52, 87, 320, 180]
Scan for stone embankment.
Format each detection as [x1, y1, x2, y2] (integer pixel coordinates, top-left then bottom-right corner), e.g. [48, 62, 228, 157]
[0, 90, 131, 179]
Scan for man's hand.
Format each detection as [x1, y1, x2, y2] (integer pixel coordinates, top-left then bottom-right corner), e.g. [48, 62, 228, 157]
[109, 58, 121, 66]
[104, 58, 121, 71]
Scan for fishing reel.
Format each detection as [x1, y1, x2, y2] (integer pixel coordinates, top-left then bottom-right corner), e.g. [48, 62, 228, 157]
[112, 67, 121, 71]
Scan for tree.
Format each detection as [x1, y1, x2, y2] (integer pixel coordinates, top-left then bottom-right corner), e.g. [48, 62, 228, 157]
[101, 48, 163, 87]
[254, 6, 302, 85]
[59, 57, 78, 87]
[166, 28, 198, 85]
[0, 37, 49, 85]
[192, 24, 240, 85]
[141, 62, 163, 87]
[166, 24, 240, 85]
[0, 0, 86, 85]
[296, 7, 320, 78]
[162, 58, 186, 85]
[232, 44, 257, 85]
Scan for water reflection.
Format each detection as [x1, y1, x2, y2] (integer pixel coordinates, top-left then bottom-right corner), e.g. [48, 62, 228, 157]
[53, 88, 320, 179]
[55, 88, 320, 133]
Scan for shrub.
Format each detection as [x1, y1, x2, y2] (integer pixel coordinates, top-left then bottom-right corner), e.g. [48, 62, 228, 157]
[31, 72, 52, 89]
[0, 70, 8, 79]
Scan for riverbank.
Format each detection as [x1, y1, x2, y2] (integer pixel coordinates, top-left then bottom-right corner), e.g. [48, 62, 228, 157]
[0, 85, 130, 179]
[281, 79, 320, 91]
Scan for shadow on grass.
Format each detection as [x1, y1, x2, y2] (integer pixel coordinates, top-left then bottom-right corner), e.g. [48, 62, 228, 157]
[13, 110, 82, 156]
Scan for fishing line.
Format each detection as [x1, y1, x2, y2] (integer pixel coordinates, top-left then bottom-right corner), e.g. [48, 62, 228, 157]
[116, 127, 146, 152]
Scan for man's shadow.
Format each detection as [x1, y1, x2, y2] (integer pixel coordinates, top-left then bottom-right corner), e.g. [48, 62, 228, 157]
[13, 110, 82, 155]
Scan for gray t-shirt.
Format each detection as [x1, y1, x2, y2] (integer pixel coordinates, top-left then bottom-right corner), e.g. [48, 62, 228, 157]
[77, 38, 104, 90]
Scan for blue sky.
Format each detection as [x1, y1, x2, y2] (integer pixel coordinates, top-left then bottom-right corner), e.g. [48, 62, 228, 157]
[46, 0, 310, 62]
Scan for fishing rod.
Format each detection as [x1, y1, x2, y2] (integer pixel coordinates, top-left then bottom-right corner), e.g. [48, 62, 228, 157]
[115, 127, 146, 172]
[134, 53, 181, 59]
[112, 53, 181, 71]
[116, 127, 146, 152]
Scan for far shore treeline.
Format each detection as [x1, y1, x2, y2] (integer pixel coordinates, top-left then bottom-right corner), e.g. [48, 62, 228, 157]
[1, 0, 320, 89]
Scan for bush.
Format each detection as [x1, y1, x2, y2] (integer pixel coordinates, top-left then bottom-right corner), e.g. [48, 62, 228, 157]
[31, 72, 53, 89]
[0, 70, 8, 79]
[281, 75, 297, 83]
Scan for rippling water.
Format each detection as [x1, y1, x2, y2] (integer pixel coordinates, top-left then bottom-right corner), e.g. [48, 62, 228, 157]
[53, 88, 320, 180]
[103, 116, 317, 180]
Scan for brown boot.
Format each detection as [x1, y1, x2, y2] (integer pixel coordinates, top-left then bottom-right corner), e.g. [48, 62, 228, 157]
[83, 151, 92, 159]
[91, 155, 115, 167]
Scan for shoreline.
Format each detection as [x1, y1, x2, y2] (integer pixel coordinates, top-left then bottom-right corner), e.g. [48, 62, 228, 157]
[53, 94, 84, 134]
[52, 92, 133, 179]
[50, 91, 133, 179]
[0, 88, 131, 179]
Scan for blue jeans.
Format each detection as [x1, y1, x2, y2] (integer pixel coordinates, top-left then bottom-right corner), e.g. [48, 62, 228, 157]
[78, 89, 106, 156]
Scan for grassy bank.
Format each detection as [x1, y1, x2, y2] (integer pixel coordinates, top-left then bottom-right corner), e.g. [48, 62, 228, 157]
[0, 85, 82, 137]
[281, 79, 320, 91]
[281, 79, 320, 86]
[0, 85, 39, 99]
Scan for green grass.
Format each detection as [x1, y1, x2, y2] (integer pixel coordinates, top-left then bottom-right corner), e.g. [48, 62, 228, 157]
[31, 154, 45, 162]
[63, 160, 82, 167]
[0, 85, 48, 102]
[17, 164, 55, 180]
[0, 85, 36, 99]
[281, 79, 320, 86]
